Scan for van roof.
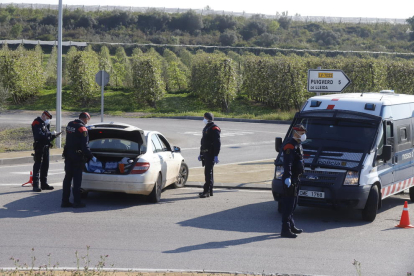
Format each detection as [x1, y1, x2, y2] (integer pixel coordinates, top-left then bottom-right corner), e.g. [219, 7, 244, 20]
[302, 92, 414, 116]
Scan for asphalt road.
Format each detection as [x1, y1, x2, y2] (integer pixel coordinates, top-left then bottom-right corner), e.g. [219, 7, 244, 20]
[0, 185, 413, 276]
[1, 113, 413, 275]
[0, 113, 289, 185]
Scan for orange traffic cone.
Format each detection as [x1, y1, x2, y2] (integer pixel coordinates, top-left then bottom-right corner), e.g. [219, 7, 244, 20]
[22, 171, 33, 187]
[396, 201, 414, 228]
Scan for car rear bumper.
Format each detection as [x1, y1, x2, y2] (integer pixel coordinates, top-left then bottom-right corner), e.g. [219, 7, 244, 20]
[81, 172, 154, 195]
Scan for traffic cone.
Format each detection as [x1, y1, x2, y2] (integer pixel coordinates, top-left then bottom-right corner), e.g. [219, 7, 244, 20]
[21, 171, 33, 187]
[395, 201, 414, 228]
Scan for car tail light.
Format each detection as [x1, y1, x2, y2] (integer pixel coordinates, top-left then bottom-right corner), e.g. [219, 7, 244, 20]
[131, 162, 150, 174]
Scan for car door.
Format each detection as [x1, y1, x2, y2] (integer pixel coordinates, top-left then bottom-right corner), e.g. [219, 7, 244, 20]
[156, 134, 178, 184]
[151, 133, 166, 185]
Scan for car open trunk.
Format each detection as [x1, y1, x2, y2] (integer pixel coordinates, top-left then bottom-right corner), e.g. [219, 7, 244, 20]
[85, 123, 146, 175]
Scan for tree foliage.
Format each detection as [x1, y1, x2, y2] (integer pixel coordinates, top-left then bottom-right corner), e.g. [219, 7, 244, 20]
[66, 50, 99, 106]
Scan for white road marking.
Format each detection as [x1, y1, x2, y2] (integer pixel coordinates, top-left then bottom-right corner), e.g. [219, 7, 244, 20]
[181, 141, 274, 151]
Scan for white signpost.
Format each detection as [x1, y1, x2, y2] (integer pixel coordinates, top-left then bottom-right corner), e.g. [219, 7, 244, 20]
[95, 70, 110, 122]
[307, 69, 351, 94]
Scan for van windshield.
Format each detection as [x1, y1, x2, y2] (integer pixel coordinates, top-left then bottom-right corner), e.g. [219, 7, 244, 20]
[298, 118, 378, 152]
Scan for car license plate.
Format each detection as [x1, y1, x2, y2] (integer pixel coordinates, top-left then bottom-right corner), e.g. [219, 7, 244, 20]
[299, 190, 325, 198]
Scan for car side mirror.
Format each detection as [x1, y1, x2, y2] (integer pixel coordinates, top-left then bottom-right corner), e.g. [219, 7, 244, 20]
[275, 137, 282, 152]
[382, 145, 392, 161]
[173, 146, 181, 153]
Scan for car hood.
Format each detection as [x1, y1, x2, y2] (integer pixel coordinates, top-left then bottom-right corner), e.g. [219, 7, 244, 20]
[88, 123, 146, 147]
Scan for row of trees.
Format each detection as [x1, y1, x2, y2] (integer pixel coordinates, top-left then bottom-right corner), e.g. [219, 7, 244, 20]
[1, 44, 414, 111]
[0, 5, 413, 52]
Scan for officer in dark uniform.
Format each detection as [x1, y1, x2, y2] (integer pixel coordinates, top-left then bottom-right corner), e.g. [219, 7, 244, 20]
[198, 112, 221, 198]
[61, 112, 96, 208]
[31, 110, 61, 192]
[281, 124, 307, 238]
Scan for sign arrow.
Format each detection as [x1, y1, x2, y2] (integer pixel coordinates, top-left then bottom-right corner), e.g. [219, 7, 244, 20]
[307, 69, 351, 93]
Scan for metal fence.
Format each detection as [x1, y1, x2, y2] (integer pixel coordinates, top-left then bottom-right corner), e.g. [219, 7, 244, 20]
[0, 2, 408, 24]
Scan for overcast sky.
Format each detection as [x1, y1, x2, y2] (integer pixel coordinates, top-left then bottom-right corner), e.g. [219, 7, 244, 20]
[1, 0, 413, 19]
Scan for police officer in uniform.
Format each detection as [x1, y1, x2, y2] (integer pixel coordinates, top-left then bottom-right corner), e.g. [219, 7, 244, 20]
[31, 110, 61, 192]
[281, 124, 307, 238]
[61, 112, 96, 208]
[198, 112, 221, 198]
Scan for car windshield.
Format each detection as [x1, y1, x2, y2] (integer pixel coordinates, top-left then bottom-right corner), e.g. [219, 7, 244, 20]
[297, 117, 379, 153]
[89, 138, 140, 153]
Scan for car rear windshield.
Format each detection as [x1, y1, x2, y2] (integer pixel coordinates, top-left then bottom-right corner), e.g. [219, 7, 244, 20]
[89, 138, 140, 154]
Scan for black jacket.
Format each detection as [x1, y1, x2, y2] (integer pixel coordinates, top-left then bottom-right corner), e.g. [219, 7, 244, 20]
[200, 122, 221, 156]
[31, 117, 55, 149]
[282, 137, 305, 181]
[64, 119, 93, 160]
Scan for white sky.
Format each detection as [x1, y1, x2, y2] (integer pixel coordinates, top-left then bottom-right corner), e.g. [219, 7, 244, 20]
[1, 0, 413, 19]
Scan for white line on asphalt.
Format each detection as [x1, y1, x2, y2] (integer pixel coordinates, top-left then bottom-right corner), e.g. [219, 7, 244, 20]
[181, 141, 274, 151]
[0, 182, 62, 187]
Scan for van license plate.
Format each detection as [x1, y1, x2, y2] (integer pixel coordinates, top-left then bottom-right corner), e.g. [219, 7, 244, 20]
[299, 190, 325, 198]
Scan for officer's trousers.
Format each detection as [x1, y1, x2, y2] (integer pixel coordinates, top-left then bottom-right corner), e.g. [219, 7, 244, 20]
[33, 146, 49, 188]
[281, 181, 299, 231]
[203, 154, 215, 193]
[62, 159, 83, 204]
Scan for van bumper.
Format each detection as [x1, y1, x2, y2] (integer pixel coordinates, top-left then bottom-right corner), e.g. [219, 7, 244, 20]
[272, 178, 371, 210]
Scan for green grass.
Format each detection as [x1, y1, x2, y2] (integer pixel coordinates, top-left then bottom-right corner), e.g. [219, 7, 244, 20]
[7, 88, 297, 121]
[0, 126, 33, 152]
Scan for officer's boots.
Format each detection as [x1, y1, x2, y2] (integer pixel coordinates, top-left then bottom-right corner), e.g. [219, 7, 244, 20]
[281, 224, 297, 238]
[291, 226, 303, 234]
[33, 186, 42, 192]
[199, 189, 210, 198]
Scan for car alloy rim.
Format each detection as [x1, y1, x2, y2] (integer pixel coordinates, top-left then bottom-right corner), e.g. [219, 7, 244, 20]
[178, 165, 187, 185]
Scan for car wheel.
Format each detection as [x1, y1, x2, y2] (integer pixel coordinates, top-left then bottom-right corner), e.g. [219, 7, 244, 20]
[362, 185, 379, 222]
[149, 173, 162, 203]
[80, 188, 89, 199]
[174, 162, 189, 188]
[409, 187, 414, 202]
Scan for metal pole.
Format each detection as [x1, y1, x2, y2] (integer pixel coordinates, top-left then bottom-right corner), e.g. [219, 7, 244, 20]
[56, 0, 63, 148]
[101, 70, 104, 122]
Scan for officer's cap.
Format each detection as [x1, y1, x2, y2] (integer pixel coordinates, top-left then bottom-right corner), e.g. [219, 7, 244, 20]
[79, 112, 91, 120]
[42, 110, 52, 119]
[293, 124, 307, 132]
[204, 112, 214, 121]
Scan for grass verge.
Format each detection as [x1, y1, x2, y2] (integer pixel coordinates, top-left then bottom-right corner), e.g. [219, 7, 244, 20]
[6, 88, 296, 121]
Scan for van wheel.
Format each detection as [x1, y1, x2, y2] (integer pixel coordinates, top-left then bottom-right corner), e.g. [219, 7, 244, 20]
[409, 187, 414, 202]
[174, 162, 189, 188]
[362, 185, 379, 222]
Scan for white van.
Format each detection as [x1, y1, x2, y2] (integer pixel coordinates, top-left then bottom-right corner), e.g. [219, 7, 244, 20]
[272, 90, 414, 221]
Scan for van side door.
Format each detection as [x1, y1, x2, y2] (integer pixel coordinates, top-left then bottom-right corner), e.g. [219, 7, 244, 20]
[394, 119, 413, 185]
[376, 120, 394, 188]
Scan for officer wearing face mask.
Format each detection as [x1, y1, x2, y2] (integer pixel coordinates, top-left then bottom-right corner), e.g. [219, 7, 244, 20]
[31, 110, 61, 192]
[280, 124, 307, 238]
[198, 112, 221, 198]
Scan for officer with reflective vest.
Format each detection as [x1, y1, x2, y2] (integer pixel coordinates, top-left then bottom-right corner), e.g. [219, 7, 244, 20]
[198, 112, 221, 198]
[281, 124, 307, 238]
[31, 110, 61, 192]
[61, 112, 96, 208]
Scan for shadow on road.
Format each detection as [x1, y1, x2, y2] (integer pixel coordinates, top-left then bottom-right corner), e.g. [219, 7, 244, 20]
[163, 233, 280, 253]
[0, 187, 170, 218]
[176, 194, 412, 235]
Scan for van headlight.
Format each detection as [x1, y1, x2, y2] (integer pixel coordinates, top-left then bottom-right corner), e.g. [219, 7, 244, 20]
[275, 166, 284, 179]
[343, 171, 359, 185]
